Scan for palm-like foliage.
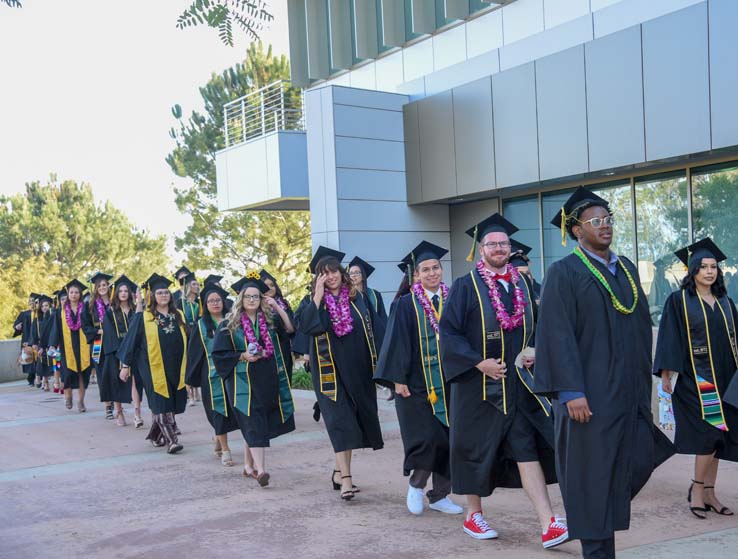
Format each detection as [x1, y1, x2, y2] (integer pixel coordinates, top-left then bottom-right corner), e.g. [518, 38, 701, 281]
[2, 1, 22, 7]
[176, 0, 272, 46]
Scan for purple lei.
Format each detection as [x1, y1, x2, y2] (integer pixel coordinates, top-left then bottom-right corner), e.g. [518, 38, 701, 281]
[64, 303, 82, 331]
[411, 282, 449, 334]
[475, 260, 527, 331]
[240, 311, 274, 358]
[275, 297, 291, 313]
[95, 298, 108, 323]
[324, 285, 353, 337]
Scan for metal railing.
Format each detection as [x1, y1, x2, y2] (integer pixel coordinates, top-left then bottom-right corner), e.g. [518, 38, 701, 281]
[223, 80, 305, 148]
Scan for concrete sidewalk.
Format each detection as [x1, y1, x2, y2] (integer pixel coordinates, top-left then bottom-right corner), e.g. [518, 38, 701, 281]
[1, 380, 737, 559]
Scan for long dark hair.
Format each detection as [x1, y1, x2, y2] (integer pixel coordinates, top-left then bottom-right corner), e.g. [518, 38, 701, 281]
[311, 257, 357, 300]
[394, 274, 411, 302]
[111, 284, 133, 312]
[147, 290, 185, 329]
[88, 279, 110, 318]
[680, 256, 727, 298]
[267, 277, 293, 313]
[201, 291, 225, 337]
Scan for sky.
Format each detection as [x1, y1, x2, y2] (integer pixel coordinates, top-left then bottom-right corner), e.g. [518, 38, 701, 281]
[0, 0, 289, 257]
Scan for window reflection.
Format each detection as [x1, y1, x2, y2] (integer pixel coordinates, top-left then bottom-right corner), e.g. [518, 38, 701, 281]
[591, 182, 635, 263]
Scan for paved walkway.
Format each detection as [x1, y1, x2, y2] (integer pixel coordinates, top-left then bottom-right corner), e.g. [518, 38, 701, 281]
[1, 380, 738, 559]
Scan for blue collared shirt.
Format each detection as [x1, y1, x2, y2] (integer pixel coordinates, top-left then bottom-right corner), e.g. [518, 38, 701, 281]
[580, 245, 618, 276]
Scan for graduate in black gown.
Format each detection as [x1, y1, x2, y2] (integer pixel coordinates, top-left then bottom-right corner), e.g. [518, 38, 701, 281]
[654, 238, 738, 519]
[50, 289, 67, 394]
[185, 283, 240, 467]
[13, 294, 37, 386]
[50, 279, 93, 412]
[178, 272, 201, 331]
[374, 241, 463, 517]
[348, 256, 388, 325]
[82, 272, 113, 418]
[172, 265, 192, 306]
[212, 273, 296, 486]
[29, 295, 54, 391]
[101, 275, 139, 427]
[440, 214, 564, 547]
[297, 246, 385, 501]
[510, 240, 542, 305]
[533, 187, 675, 559]
[117, 273, 188, 454]
[202, 274, 233, 313]
[260, 269, 296, 382]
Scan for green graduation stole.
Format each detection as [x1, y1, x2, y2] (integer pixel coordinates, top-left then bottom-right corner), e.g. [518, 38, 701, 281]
[367, 288, 379, 314]
[682, 289, 738, 431]
[198, 318, 228, 417]
[269, 329, 295, 422]
[411, 292, 449, 427]
[183, 300, 200, 325]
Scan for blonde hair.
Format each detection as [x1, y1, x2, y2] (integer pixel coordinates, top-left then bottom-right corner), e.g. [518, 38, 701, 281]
[224, 289, 274, 333]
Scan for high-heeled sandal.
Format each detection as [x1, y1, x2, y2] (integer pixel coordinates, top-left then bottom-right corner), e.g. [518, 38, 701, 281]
[133, 408, 144, 429]
[332, 470, 360, 493]
[688, 479, 707, 519]
[65, 396, 73, 410]
[340, 476, 355, 501]
[214, 438, 223, 458]
[105, 404, 114, 420]
[221, 450, 234, 467]
[115, 409, 127, 426]
[704, 485, 734, 515]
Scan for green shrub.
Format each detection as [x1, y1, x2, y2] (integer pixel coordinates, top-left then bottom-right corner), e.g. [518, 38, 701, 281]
[291, 367, 313, 390]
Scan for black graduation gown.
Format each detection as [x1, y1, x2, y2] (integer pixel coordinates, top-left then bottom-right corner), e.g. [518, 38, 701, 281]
[534, 253, 675, 541]
[211, 322, 295, 446]
[184, 318, 239, 436]
[82, 303, 109, 399]
[291, 295, 312, 357]
[440, 273, 556, 497]
[273, 302, 295, 382]
[365, 287, 388, 325]
[654, 291, 738, 460]
[29, 313, 54, 378]
[116, 311, 187, 415]
[13, 310, 34, 375]
[49, 306, 92, 389]
[177, 298, 200, 334]
[374, 293, 450, 478]
[100, 307, 138, 404]
[298, 293, 384, 453]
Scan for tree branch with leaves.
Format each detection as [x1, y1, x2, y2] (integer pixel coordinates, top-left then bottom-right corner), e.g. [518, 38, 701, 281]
[176, 0, 273, 46]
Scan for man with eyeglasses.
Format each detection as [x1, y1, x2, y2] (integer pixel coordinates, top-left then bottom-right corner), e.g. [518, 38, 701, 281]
[534, 187, 674, 559]
[440, 214, 567, 548]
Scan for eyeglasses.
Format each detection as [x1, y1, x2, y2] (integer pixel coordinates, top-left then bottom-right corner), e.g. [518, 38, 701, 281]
[481, 241, 511, 249]
[243, 294, 261, 301]
[348, 271, 363, 277]
[574, 216, 616, 228]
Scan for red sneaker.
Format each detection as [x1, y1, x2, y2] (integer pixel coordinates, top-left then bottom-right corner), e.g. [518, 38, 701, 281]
[463, 511, 499, 540]
[542, 517, 569, 549]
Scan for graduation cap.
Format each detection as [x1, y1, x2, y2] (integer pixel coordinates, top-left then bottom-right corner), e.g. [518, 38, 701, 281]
[113, 274, 138, 294]
[29, 292, 42, 301]
[348, 256, 375, 279]
[465, 214, 519, 261]
[259, 269, 277, 285]
[400, 241, 448, 281]
[88, 272, 113, 285]
[231, 271, 269, 295]
[200, 283, 229, 306]
[64, 279, 88, 294]
[182, 272, 198, 285]
[173, 265, 192, 285]
[550, 187, 611, 247]
[509, 239, 533, 268]
[308, 246, 346, 274]
[37, 294, 54, 306]
[203, 274, 223, 287]
[142, 273, 172, 292]
[674, 237, 727, 268]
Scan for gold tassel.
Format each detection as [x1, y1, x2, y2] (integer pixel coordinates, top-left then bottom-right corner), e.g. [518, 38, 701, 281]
[428, 387, 438, 405]
[466, 225, 478, 262]
[560, 207, 567, 247]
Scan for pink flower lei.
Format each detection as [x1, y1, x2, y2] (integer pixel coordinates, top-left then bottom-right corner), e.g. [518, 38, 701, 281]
[94, 298, 108, 323]
[475, 260, 527, 331]
[324, 284, 353, 337]
[275, 297, 291, 313]
[64, 302, 82, 331]
[240, 311, 274, 358]
[411, 282, 449, 334]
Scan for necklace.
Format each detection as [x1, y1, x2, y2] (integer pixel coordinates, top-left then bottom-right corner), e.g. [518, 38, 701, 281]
[573, 246, 639, 314]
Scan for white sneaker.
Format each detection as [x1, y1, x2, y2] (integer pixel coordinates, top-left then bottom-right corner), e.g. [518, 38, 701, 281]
[406, 485, 425, 515]
[429, 497, 464, 514]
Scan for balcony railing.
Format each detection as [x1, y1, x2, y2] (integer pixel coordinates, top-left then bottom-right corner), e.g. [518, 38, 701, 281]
[223, 80, 305, 148]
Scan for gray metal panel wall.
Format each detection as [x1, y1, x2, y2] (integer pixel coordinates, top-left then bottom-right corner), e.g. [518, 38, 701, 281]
[642, 3, 710, 161]
[306, 0, 331, 80]
[585, 25, 645, 171]
[417, 90, 458, 200]
[449, 198, 500, 280]
[452, 77, 495, 195]
[709, 0, 738, 149]
[287, 0, 310, 87]
[403, 103, 423, 204]
[328, 0, 353, 69]
[492, 62, 539, 187]
[535, 45, 589, 180]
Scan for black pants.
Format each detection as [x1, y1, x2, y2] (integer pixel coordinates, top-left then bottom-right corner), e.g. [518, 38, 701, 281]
[409, 469, 451, 504]
[581, 537, 615, 559]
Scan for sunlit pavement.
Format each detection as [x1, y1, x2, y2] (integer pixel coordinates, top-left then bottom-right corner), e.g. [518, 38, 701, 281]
[1, 380, 738, 559]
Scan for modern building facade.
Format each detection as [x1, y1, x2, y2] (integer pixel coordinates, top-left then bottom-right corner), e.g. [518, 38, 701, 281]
[216, 0, 738, 322]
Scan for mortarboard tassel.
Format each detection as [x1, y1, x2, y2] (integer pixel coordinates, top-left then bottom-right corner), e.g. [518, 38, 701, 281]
[428, 387, 438, 405]
[560, 207, 567, 247]
[466, 225, 479, 262]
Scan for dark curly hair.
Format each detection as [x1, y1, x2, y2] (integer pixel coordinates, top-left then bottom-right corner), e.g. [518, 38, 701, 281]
[568, 201, 612, 240]
[679, 255, 727, 298]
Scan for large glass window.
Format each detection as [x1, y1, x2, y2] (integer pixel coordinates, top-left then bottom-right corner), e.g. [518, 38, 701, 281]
[635, 171, 689, 324]
[591, 181, 635, 263]
[692, 162, 738, 300]
[502, 195, 543, 281]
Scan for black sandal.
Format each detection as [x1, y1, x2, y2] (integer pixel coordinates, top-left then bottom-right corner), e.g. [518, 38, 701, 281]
[704, 485, 734, 516]
[688, 479, 707, 519]
[340, 476, 355, 501]
[332, 470, 360, 492]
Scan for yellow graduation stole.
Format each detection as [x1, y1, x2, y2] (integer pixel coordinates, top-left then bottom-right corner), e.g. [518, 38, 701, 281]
[61, 308, 91, 373]
[143, 310, 187, 398]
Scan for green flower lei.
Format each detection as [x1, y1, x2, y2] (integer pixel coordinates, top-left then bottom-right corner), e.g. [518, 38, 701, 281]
[573, 246, 639, 315]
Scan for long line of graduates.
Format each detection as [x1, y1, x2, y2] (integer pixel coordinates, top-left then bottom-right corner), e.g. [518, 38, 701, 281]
[12, 187, 738, 559]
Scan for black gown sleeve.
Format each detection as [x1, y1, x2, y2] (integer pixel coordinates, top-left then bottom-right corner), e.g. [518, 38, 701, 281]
[290, 295, 313, 355]
[185, 322, 206, 387]
[374, 296, 412, 387]
[80, 305, 98, 344]
[439, 278, 484, 382]
[28, 318, 39, 346]
[116, 312, 144, 367]
[101, 309, 121, 356]
[12, 312, 24, 338]
[297, 299, 331, 336]
[212, 325, 239, 380]
[48, 311, 61, 348]
[532, 260, 587, 399]
[653, 291, 686, 376]
[364, 292, 386, 353]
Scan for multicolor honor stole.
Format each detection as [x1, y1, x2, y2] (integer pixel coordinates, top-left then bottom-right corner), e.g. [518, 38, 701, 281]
[143, 311, 187, 399]
[61, 310, 91, 373]
[682, 289, 738, 431]
[198, 318, 228, 417]
[411, 292, 449, 427]
[92, 336, 103, 364]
